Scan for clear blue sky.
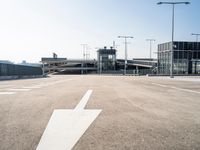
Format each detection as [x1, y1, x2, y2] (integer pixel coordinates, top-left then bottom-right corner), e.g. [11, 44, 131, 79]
[0, 0, 199, 63]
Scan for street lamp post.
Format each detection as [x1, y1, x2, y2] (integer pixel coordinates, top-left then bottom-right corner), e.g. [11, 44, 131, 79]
[118, 36, 134, 75]
[157, 1, 190, 78]
[81, 44, 87, 60]
[146, 39, 156, 59]
[191, 33, 200, 42]
[81, 44, 88, 74]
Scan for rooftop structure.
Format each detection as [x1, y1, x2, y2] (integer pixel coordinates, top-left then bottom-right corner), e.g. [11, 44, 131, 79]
[97, 47, 117, 73]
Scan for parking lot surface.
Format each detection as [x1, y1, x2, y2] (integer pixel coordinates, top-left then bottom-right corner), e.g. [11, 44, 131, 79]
[0, 75, 200, 150]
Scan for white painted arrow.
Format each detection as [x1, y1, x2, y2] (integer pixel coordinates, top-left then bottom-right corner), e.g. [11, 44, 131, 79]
[36, 90, 101, 150]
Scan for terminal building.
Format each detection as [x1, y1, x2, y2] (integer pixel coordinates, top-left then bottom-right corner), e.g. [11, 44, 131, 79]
[158, 41, 200, 75]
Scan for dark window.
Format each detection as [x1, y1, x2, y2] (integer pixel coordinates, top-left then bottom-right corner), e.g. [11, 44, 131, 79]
[188, 43, 193, 50]
[193, 52, 197, 59]
[193, 43, 196, 50]
[174, 51, 178, 59]
[178, 51, 183, 59]
[179, 42, 183, 50]
[184, 51, 188, 59]
[184, 42, 188, 50]
[198, 43, 200, 50]
[174, 42, 178, 50]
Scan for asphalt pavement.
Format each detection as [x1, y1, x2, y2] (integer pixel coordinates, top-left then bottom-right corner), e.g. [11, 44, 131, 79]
[0, 75, 200, 150]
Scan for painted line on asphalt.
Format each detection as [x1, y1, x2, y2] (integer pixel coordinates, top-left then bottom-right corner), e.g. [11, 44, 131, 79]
[36, 90, 102, 150]
[151, 82, 167, 87]
[0, 92, 16, 95]
[22, 86, 41, 89]
[35, 84, 48, 87]
[151, 82, 200, 94]
[8, 88, 31, 91]
[74, 90, 93, 111]
[170, 86, 200, 94]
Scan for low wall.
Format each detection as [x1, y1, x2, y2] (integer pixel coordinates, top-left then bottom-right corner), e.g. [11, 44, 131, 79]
[0, 63, 43, 80]
[0, 75, 44, 80]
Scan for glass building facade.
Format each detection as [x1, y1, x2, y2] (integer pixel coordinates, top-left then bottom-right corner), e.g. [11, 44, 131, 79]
[158, 41, 200, 75]
[97, 47, 116, 73]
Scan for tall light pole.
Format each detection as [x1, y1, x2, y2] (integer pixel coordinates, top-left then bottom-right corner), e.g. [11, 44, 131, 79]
[146, 39, 156, 59]
[191, 33, 200, 42]
[81, 44, 87, 60]
[81, 44, 88, 74]
[118, 36, 134, 75]
[157, 1, 190, 78]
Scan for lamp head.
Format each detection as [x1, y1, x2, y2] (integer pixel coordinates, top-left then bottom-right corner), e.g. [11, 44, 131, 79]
[157, 2, 163, 5]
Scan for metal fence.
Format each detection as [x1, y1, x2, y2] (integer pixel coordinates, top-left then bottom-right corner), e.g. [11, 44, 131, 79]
[0, 63, 42, 76]
[99, 69, 153, 75]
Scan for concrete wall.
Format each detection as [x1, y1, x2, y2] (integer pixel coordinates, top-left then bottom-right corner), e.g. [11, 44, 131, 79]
[0, 63, 43, 79]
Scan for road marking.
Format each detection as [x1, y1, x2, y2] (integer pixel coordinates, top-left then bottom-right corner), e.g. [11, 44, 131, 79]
[36, 90, 102, 150]
[8, 88, 31, 91]
[35, 84, 48, 87]
[74, 90, 93, 111]
[171, 86, 200, 94]
[151, 82, 200, 94]
[0, 92, 16, 95]
[151, 83, 167, 87]
[22, 86, 41, 89]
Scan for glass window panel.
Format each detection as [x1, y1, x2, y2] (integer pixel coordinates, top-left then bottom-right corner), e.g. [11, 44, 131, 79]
[184, 42, 188, 50]
[184, 51, 188, 59]
[194, 52, 197, 59]
[179, 42, 183, 50]
[174, 42, 178, 50]
[198, 43, 200, 50]
[198, 52, 200, 59]
[174, 51, 178, 59]
[188, 42, 193, 50]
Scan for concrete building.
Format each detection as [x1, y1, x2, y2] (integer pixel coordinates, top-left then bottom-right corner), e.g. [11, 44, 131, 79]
[41, 56, 97, 74]
[158, 41, 200, 75]
[41, 48, 157, 75]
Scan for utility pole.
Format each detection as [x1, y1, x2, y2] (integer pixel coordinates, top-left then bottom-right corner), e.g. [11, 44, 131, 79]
[191, 33, 200, 42]
[81, 44, 87, 60]
[118, 36, 134, 75]
[113, 41, 116, 49]
[81, 44, 88, 74]
[113, 41, 120, 49]
[146, 39, 156, 59]
[157, 1, 190, 78]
